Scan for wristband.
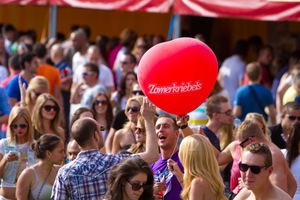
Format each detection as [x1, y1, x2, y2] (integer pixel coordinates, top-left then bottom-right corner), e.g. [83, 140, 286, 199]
[178, 123, 188, 129]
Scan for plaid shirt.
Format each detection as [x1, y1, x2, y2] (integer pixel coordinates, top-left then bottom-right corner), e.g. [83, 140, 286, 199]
[51, 149, 135, 200]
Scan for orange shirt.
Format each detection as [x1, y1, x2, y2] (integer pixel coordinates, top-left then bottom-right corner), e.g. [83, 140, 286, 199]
[37, 64, 61, 95]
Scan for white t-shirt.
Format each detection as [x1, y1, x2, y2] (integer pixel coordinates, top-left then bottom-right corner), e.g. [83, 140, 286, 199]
[72, 52, 87, 83]
[0, 141, 30, 188]
[98, 64, 114, 87]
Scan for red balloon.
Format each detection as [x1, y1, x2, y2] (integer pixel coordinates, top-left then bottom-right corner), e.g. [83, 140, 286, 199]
[138, 37, 218, 115]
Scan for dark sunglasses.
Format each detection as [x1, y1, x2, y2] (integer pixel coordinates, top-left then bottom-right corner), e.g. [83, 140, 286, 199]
[218, 109, 232, 116]
[286, 115, 300, 121]
[43, 105, 59, 112]
[12, 123, 28, 130]
[127, 180, 150, 191]
[132, 90, 144, 96]
[82, 72, 94, 76]
[239, 136, 254, 148]
[127, 106, 140, 113]
[135, 127, 144, 133]
[33, 89, 42, 97]
[120, 61, 128, 65]
[94, 100, 107, 105]
[239, 162, 268, 174]
[137, 45, 147, 49]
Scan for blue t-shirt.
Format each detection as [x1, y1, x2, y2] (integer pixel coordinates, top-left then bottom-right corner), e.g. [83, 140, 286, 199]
[6, 74, 30, 102]
[235, 84, 274, 122]
[149, 151, 183, 200]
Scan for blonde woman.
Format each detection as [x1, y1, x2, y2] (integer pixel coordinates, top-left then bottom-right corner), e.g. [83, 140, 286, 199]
[25, 76, 49, 114]
[168, 134, 226, 200]
[245, 112, 270, 140]
[31, 93, 64, 141]
[111, 96, 143, 154]
[0, 106, 37, 200]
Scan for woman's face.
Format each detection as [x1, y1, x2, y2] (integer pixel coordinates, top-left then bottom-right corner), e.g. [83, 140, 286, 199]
[30, 87, 48, 104]
[41, 100, 58, 121]
[49, 140, 65, 165]
[12, 117, 28, 138]
[127, 101, 140, 123]
[123, 172, 147, 200]
[126, 74, 137, 90]
[135, 121, 146, 143]
[94, 95, 108, 115]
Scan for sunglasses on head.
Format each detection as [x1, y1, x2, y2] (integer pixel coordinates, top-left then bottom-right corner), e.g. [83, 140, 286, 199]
[286, 115, 300, 121]
[239, 162, 269, 174]
[218, 109, 232, 116]
[239, 136, 254, 148]
[127, 106, 139, 113]
[33, 89, 42, 97]
[94, 100, 107, 105]
[127, 180, 150, 191]
[12, 123, 28, 130]
[43, 105, 59, 112]
[132, 90, 144, 96]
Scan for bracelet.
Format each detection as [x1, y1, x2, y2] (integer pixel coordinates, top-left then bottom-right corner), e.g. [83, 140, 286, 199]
[19, 102, 27, 106]
[178, 123, 188, 129]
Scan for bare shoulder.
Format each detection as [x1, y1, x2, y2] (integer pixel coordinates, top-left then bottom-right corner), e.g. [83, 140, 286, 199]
[234, 188, 251, 200]
[273, 185, 292, 200]
[115, 129, 125, 137]
[18, 167, 35, 183]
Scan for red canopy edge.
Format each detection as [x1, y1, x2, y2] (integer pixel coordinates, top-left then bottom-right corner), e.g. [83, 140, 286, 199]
[173, 0, 300, 21]
[0, 0, 47, 5]
[48, 0, 169, 13]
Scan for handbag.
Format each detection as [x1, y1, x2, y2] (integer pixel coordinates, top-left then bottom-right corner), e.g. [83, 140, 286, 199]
[227, 182, 238, 200]
[249, 85, 268, 120]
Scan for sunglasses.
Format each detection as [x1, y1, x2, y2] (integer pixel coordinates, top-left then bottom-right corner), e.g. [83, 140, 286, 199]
[120, 61, 129, 65]
[43, 105, 59, 112]
[286, 115, 300, 121]
[94, 100, 107, 105]
[12, 123, 28, 130]
[239, 162, 268, 174]
[127, 106, 140, 113]
[132, 90, 144, 96]
[33, 89, 42, 97]
[137, 45, 147, 49]
[82, 72, 94, 76]
[218, 109, 232, 116]
[135, 127, 144, 133]
[127, 180, 150, 191]
[239, 136, 254, 148]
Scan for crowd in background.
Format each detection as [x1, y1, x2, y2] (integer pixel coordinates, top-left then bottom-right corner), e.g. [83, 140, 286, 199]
[0, 23, 298, 200]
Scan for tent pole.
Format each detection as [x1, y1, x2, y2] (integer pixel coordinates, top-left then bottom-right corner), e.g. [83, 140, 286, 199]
[49, 5, 57, 38]
[173, 14, 181, 39]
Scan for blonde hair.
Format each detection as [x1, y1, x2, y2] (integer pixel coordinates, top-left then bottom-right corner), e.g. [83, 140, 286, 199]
[7, 106, 34, 145]
[124, 96, 144, 117]
[31, 93, 63, 139]
[245, 112, 271, 140]
[219, 122, 233, 150]
[25, 76, 49, 107]
[179, 134, 226, 200]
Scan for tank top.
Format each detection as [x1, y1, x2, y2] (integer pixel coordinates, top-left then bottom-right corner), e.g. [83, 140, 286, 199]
[230, 144, 241, 194]
[28, 167, 53, 200]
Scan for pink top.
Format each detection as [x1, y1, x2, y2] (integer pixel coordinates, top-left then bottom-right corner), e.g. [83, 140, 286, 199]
[230, 144, 241, 194]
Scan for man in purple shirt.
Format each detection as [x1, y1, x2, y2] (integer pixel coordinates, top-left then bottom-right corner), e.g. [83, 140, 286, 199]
[150, 114, 193, 200]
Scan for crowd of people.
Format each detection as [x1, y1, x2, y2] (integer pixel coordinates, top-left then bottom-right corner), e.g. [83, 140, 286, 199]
[0, 23, 298, 200]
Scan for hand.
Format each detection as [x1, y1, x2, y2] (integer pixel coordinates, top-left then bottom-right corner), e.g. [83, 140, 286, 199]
[153, 182, 167, 198]
[167, 159, 183, 179]
[176, 115, 189, 127]
[4, 152, 19, 163]
[238, 177, 245, 190]
[141, 97, 156, 121]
